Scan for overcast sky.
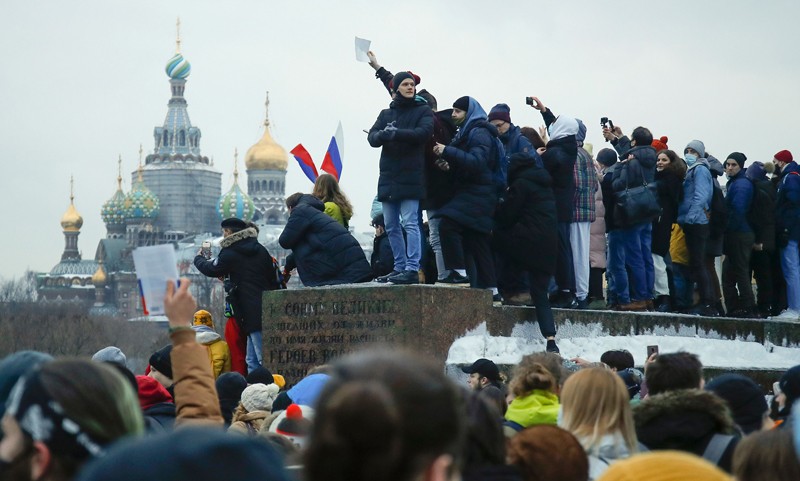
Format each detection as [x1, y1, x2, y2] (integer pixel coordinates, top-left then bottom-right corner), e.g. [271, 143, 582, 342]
[2, 0, 799, 280]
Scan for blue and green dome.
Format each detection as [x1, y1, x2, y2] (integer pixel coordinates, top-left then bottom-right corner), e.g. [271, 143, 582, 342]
[101, 188, 127, 226]
[123, 177, 160, 220]
[165, 53, 191, 79]
[218, 183, 254, 222]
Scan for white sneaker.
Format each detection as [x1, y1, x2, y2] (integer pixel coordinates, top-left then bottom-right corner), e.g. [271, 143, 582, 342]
[771, 309, 800, 320]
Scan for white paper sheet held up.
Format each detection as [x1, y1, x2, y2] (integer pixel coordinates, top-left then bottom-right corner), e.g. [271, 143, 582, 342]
[355, 37, 371, 62]
[132, 244, 180, 316]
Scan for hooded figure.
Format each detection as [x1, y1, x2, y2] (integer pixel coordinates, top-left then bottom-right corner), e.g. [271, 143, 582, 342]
[192, 310, 232, 379]
[280, 194, 373, 286]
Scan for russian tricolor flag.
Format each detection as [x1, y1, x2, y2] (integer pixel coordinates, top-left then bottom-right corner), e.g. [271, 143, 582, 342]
[290, 122, 344, 183]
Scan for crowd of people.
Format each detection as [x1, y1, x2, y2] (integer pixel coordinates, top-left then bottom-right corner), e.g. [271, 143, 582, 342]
[0, 279, 797, 480]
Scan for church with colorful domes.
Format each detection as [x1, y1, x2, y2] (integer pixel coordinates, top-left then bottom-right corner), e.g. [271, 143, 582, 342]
[37, 26, 291, 319]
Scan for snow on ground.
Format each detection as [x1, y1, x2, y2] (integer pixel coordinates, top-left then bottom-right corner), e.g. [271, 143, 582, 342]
[447, 322, 800, 369]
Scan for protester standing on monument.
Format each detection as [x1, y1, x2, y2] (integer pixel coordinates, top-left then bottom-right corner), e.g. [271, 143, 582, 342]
[368, 71, 434, 285]
[652, 149, 685, 312]
[571, 120, 598, 310]
[721, 152, 756, 317]
[194, 217, 273, 374]
[772, 150, 800, 319]
[745, 161, 778, 318]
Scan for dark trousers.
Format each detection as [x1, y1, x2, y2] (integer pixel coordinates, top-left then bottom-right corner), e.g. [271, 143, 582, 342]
[683, 224, 715, 306]
[440, 217, 496, 288]
[496, 252, 530, 296]
[750, 248, 775, 309]
[722, 231, 756, 311]
[528, 271, 556, 338]
[589, 268, 606, 300]
[555, 222, 575, 294]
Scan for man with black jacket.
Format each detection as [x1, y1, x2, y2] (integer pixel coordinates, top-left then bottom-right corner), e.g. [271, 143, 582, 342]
[194, 217, 271, 374]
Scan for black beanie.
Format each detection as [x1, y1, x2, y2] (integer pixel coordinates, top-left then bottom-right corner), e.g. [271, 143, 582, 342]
[246, 366, 274, 385]
[453, 96, 470, 112]
[391, 71, 415, 93]
[727, 152, 747, 169]
[779, 365, 800, 406]
[597, 148, 618, 167]
[705, 373, 767, 434]
[149, 344, 173, 379]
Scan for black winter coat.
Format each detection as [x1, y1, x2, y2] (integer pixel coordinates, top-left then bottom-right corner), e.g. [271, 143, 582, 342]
[368, 98, 434, 202]
[493, 154, 558, 275]
[435, 120, 498, 234]
[279, 195, 372, 286]
[194, 228, 271, 334]
[422, 110, 458, 210]
[611, 145, 657, 192]
[541, 135, 577, 223]
[652, 169, 682, 256]
[601, 164, 619, 232]
[752, 178, 777, 249]
[371, 233, 394, 278]
[143, 402, 176, 433]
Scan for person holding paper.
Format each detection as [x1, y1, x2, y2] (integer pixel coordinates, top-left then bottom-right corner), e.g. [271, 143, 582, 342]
[194, 218, 272, 374]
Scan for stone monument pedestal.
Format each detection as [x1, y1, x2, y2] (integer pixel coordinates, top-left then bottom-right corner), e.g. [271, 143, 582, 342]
[262, 284, 491, 383]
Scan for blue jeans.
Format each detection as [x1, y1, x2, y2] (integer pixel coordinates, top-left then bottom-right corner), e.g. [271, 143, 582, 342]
[621, 222, 654, 301]
[672, 263, 694, 309]
[426, 210, 449, 280]
[246, 331, 263, 374]
[607, 230, 629, 304]
[383, 200, 421, 271]
[780, 239, 800, 310]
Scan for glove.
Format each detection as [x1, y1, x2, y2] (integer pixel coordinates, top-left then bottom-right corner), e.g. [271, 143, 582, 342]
[379, 128, 396, 141]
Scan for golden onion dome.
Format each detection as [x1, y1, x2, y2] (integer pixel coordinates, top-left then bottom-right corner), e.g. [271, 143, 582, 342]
[245, 92, 288, 172]
[60, 177, 83, 231]
[92, 261, 107, 286]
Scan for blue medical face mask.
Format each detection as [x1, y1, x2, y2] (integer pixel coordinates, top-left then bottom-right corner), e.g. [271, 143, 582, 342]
[685, 153, 698, 166]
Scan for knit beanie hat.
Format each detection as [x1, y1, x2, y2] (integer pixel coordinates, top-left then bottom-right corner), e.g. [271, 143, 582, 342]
[685, 140, 706, 158]
[135, 375, 174, 410]
[597, 148, 618, 167]
[727, 152, 747, 169]
[453, 96, 470, 112]
[774, 149, 793, 163]
[270, 404, 314, 450]
[0, 351, 53, 421]
[91, 346, 127, 368]
[596, 451, 730, 481]
[487, 103, 511, 123]
[193, 310, 214, 328]
[390, 71, 415, 93]
[75, 427, 292, 481]
[246, 366, 274, 386]
[216, 372, 247, 402]
[241, 383, 280, 412]
[705, 373, 767, 434]
[745, 161, 766, 181]
[651, 136, 669, 152]
[779, 365, 800, 407]
[148, 345, 173, 379]
[576, 119, 587, 143]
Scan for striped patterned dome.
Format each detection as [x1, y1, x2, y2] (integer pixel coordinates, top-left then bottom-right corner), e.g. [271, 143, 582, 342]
[101, 188, 126, 226]
[165, 52, 191, 79]
[218, 183, 254, 222]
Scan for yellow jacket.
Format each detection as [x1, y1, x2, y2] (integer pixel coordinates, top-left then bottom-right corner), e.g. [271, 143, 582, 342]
[323, 201, 350, 229]
[669, 224, 689, 266]
[193, 327, 231, 379]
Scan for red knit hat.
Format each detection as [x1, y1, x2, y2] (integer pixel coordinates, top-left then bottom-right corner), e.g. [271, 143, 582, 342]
[774, 150, 793, 163]
[651, 136, 669, 152]
[136, 375, 173, 409]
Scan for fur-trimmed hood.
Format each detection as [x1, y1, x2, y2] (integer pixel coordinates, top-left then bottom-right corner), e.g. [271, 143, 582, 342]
[634, 389, 736, 445]
[220, 227, 258, 249]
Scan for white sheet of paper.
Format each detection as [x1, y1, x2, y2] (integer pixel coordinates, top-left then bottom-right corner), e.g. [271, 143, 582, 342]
[354, 37, 371, 62]
[132, 244, 180, 316]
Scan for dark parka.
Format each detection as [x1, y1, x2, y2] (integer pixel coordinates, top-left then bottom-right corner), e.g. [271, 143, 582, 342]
[194, 228, 271, 334]
[279, 195, 372, 287]
[435, 97, 498, 234]
[724, 169, 754, 233]
[652, 168, 683, 256]
[776, 161, 800, 242]
[540, 109, 578, 223]
[493, 154, 558, 275]
[370, 232, 394, 278]
[368, 97, 434, 202]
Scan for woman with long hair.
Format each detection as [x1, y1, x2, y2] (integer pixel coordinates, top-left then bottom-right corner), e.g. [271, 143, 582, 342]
[652, 149, 687, 311]
[312, 173, 354, 229]
[559, 367, 638, 480]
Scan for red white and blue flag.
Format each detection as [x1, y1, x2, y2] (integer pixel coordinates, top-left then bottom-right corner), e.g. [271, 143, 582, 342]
[291, 122, 344, 183]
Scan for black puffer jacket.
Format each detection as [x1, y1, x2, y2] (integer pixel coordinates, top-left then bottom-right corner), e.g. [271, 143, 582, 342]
[194, 228, 271, 334]
[611, 145, 657, 191]
[541, 135, 577, 223]
[493, 154, 558, 275]
[423, 110, 458, 210]
[652, 168, 683, 256]
[279, 195, 372, 287]
[368, 97, 434, 202]
[634, 389, 739, 473]
[436, 120, 498, 234]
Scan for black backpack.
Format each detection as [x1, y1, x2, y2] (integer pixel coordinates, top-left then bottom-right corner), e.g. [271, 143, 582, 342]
[747, 179, 775, 237]
[708, 181, 727, 239]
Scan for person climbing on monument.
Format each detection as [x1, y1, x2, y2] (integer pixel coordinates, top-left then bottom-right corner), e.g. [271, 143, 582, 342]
[194, 217, 273, 374]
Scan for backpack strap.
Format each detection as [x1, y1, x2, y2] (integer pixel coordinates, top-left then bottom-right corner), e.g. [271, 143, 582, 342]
[702, 434, 735, 465]
[503, 420, 525, 433]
